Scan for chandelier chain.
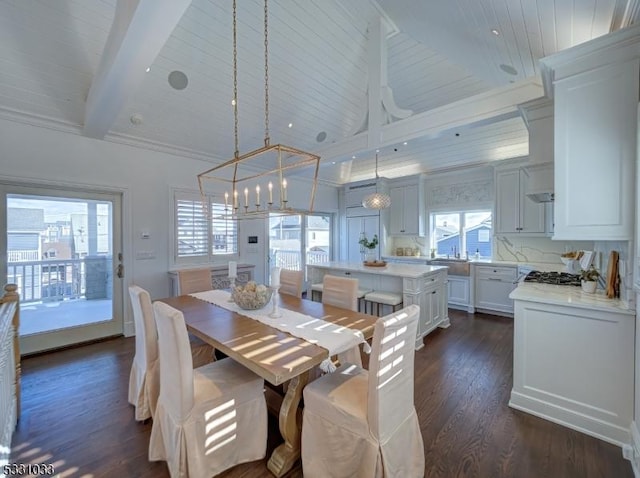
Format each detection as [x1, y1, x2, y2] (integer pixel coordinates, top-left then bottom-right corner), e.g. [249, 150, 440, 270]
[263, 0, 270, 146]
[232, 0, 239, 158]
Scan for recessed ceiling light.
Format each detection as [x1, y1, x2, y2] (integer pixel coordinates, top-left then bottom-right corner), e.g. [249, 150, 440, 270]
[130, 113, 143, 125]
[375, 149, 380, 153]
[491, 28, 500, 36]
[332, 161, 336, 165]
[403, 142, 407, 145]
[145, 67, 151, 73]
[288, 123, 293, 128]
[316, 131, 327, 143]
[352, 155, 356, 159]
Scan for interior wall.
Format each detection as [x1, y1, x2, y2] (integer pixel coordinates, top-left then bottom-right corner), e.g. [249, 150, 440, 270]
[0, 117, 338, 334]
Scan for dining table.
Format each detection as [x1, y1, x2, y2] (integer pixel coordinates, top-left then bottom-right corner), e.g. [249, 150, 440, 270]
[157, 291, 377, 477]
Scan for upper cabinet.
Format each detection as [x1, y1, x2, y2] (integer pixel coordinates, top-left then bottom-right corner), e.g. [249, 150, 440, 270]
[540, 25, 640, 241]
[495, 167, 546, 235]
[389, 177, 425, 236]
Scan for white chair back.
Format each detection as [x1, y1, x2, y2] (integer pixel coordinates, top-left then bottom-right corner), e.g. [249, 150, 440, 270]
[178, 268, 212, 294]
[321, 275, 358, 311]
[279, 269, 303, 298]
[367, 304, 420, 443]
[129, 285, 157, 370]
[153, 301, 195, 421]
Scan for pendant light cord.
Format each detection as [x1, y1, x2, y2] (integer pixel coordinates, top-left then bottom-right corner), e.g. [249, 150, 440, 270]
[263, 0, 270, 147]
[232, 0, 239, 159]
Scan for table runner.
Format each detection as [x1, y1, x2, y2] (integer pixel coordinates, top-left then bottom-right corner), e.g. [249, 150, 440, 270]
[190, 289, 370, 372]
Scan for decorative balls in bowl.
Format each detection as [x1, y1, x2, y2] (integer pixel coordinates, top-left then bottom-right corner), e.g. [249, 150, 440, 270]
[232, 281, 272, 310]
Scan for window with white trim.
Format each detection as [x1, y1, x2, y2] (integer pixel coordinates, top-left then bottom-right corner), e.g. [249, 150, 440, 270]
[430, 210, 492, 259]
[174, 192, 237, 263]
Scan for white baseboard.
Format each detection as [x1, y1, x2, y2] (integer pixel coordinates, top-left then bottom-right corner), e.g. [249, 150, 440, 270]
[509, 391, 631, 447]
[629, 421, 640, 477]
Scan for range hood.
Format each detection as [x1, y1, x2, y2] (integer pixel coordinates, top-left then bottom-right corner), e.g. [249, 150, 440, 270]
[526, 191, 554, 203]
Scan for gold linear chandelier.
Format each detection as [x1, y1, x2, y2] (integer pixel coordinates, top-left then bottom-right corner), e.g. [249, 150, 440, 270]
[198, 0, 320, 219]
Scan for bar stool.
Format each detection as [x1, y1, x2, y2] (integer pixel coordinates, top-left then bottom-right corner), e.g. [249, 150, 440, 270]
[310, 283, 324, 302]
[357, 288, 372, 312]
[363, 291, 403, 316]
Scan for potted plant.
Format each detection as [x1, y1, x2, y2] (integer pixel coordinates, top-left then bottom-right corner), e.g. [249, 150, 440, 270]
[580, 266, 599, 293]
[358, 234, 379, 263]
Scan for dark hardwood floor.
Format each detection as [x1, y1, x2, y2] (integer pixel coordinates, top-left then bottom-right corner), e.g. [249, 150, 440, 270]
[10, 310, 633, 477]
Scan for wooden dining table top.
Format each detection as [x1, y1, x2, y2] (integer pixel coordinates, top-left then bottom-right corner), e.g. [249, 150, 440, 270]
[158, 293, 377, 386]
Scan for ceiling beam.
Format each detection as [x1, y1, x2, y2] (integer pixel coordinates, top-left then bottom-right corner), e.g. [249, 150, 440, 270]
[316, 77, 544, 161]
[83, 0, 192, 139]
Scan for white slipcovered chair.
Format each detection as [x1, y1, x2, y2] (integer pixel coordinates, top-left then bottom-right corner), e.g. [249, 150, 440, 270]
[279, 268, 303, 298]
[321, 275, 358, 311]
[127, 285, 214, 422]
[177, 268, 212, 294]
[301, 304, 425, 478]
[149, 301, 267, 478]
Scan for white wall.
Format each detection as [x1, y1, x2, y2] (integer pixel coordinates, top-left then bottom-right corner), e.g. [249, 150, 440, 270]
[0, 118, 339, 334]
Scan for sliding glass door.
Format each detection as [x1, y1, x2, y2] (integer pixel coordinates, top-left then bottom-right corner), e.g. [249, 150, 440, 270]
[1, 184, 123, 354]
[268, 213, 332, 286]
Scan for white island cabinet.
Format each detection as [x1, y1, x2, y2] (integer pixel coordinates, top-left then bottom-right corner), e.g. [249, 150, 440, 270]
[307, 262, 449, 350]
[509, 283, 635, 446]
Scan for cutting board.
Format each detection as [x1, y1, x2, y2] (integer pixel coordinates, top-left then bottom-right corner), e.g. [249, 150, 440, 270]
[605, 251, 619, 298]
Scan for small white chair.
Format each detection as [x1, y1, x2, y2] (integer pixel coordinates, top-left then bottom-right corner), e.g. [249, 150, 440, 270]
[127, 285, 215, 422]
[177, 268, 212, 294]
[128, 285, 160, 421]
[149, 301, 267, 478]
[321, 275, 359, 312]
[279, 269, 303, 298]
[301, 305, 424, 478]
[363, 290, 403, 316]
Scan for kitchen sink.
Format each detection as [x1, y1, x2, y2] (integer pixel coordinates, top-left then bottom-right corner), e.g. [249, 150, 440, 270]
[428, 259, 471, 276]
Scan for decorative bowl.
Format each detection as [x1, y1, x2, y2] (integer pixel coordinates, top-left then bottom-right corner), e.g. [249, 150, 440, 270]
[232, 281, 272, 310]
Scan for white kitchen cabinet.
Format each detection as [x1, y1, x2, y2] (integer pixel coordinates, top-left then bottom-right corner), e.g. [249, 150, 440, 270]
[346, 216, 379, 263]
[475, 265, 517, 315]
[551, 59, 638, 240]
[389, 183, 424, 235]
[447, 275, 471, 311]
[495, 168, 545, 235]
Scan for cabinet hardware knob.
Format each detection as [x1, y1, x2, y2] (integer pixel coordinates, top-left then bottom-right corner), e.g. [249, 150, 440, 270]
[345, 272, 351, 275]
[432, 291, 436, 294]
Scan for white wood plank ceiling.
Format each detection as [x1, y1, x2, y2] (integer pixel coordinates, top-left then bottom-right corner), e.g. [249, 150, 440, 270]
[0, 0, 637, 185]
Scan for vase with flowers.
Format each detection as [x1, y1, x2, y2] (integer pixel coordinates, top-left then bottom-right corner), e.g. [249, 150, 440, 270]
[358, 233, 379, 263]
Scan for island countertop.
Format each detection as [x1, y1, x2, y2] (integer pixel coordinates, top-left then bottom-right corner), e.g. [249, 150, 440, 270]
[307, 261, 447, 279]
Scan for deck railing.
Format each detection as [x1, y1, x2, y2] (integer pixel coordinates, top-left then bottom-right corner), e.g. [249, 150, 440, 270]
[7, 256, 111, 304]
[271, 249, 329, 270]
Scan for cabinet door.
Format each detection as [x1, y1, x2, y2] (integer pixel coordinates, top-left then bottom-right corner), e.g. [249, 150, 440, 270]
[389, 187, 405, 234]
[519, 171, 546, 234]
[402, 185, 419, 235]
[496, 170, 520, 234]
[476, 278, 516, 313]
[554, 59, 638, 240]
[448, 276, 469, 305]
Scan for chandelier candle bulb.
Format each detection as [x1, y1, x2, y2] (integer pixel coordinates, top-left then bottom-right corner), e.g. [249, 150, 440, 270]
[233, 189, 238, 209]
[268, 181, 273, 204]
[282, 178, 287, 202]
[256, 184, 260, 206]
[271, 267, 281, 288]
[228, 261, 237, 278]
[244, 187, 249, 207]
[224, 191, 229, 209]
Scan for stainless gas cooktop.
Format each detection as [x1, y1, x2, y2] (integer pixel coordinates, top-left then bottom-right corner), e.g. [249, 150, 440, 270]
[524, 271, 581, 286]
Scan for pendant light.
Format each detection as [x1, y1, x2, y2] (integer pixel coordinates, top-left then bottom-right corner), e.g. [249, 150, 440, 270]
[362, 153, 391, 209]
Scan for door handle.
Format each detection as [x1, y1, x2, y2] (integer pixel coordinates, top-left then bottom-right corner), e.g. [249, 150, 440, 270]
[117, 264, 124, 278]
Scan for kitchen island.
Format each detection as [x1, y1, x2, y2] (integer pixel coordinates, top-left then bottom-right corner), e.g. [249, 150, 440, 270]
[509, 282, 635, 447]
[307, 262, 449, 349]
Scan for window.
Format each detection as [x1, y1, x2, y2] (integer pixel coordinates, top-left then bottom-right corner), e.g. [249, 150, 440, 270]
[431, 210, 492, 258]
[174, 192, 237, 263]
